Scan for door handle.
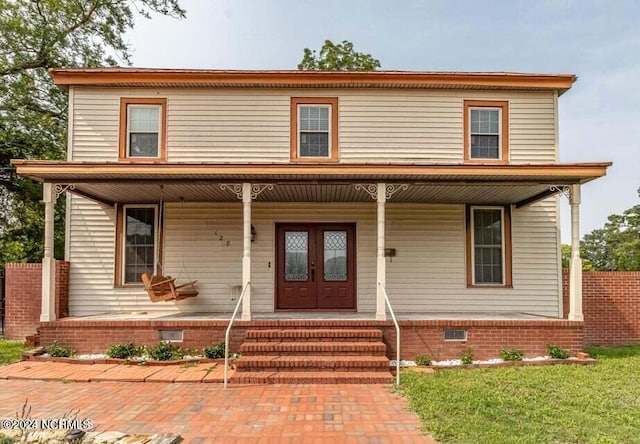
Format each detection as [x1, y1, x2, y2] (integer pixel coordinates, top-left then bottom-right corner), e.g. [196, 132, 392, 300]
[311, 267, 315, 282]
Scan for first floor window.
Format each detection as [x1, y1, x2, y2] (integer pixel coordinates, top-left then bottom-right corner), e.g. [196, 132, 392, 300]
[123, 206, 157, 284]
[468, 206, 512, 286]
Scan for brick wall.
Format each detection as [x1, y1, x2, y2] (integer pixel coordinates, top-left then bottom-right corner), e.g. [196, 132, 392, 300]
[38, 318, 583, 359]
[4, 261, 69, 340]
[563, 269, 640, 346]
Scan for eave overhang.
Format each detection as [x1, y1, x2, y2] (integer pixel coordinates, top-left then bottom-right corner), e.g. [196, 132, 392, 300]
[11, 161, 610, 207]
[48, 69, 577, 94]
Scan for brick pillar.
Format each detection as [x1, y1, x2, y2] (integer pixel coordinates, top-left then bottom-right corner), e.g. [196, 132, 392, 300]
[4, 261, 70, 340]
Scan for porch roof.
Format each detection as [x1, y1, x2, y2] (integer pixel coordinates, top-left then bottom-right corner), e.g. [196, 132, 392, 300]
[12, 160, 610, 207]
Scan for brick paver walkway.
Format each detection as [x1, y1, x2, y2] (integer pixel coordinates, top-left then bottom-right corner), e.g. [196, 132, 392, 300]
[0, 363, 436, 443]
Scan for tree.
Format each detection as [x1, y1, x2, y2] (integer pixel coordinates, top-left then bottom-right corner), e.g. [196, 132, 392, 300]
[580, 204, 640, 271]
[298, 40, 381, 71]
[0, 0, 186, 267]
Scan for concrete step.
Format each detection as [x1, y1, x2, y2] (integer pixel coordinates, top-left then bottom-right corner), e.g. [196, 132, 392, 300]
[244, 328, 383, 342]
[230, 370, 394, 384]
[235, 355, 390, 371]
[239, 341, 387, 356]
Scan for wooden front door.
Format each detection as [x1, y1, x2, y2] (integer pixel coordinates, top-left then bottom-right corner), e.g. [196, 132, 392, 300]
[276, 223, 356, 310]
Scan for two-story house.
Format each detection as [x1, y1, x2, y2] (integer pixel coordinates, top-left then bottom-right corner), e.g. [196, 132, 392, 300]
[13, 69, 610, 382]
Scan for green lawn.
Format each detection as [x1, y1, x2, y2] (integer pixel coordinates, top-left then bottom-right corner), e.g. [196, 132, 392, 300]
[399, 345, 640, 444]
[0, 339, 26, 365]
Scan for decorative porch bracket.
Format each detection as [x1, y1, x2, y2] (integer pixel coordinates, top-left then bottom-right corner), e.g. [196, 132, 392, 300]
[220, 183, 275, 320]
[53, 184, 76, 200]
[354, 183, 409, 320]
[552, 184, 583, 321]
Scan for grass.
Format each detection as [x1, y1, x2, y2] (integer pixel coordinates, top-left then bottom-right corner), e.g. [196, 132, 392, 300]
[399, 345, 640, 444]
[0, 339, 26, 365]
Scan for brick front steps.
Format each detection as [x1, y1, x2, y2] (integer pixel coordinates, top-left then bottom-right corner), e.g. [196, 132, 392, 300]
[232, 328, 394, 384]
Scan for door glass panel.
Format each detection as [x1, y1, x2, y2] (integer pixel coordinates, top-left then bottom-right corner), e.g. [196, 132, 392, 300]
[285, 231, 308, 281]
[324, 231, 347, 281]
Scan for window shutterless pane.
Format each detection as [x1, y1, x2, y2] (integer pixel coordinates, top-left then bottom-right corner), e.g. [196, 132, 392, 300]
[473, 209, 503, 284]
[129, 107, 159, 132]
[298, 105, 330, 157]
[124, 207, 155, 284]
[300, 133, 329, 157]
[470, 107, 500, 160]
[127, 105, 160, 157]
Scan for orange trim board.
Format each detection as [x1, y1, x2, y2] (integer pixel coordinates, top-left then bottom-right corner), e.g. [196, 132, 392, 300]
[11, 161, 612, 180]
[48, 69, 577, 91]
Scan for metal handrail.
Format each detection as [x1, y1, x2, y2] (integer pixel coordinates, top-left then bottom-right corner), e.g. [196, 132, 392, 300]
[224, 281, 250, 389]
[378, 281, 400, 386]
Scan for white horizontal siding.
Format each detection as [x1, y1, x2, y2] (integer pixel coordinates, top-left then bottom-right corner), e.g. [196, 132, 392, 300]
[67, 199, 560, 317]
[71, 88, 556, 163]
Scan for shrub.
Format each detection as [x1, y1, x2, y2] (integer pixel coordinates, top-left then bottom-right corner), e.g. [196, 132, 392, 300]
[500, 348, 524, 361]
[414, 354, 432, 366]
[204, 342, 225, 359]
[147, 341, 185, 361]
[46, 341, 74, 358]
[461, 348, 473, 365]
[106, 343, 143, 359]
[547, 344, 571, 359]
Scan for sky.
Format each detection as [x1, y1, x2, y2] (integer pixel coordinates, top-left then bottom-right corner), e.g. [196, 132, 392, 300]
[124, 0, 640, 242]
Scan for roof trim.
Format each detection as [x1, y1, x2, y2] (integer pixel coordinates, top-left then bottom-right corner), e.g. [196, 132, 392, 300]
[11, 160, 610, 182]
[48, 68, 577, 92]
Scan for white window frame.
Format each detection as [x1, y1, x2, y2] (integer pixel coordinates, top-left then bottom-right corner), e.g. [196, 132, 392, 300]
[126, 104, 162, 158]
[469, 106, 503, 161]
[121, 204, 159, 285]
[470, 206, 506, 286]
[297, 104, 332, 159]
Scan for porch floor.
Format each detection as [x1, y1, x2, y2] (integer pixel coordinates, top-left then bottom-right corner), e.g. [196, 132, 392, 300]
[61, 311, 558, 321]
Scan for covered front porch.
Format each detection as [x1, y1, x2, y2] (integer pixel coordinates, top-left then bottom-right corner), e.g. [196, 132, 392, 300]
[13, 160, 609, 327]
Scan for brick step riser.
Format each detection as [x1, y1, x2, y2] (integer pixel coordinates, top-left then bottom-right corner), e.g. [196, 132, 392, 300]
[239, 343, 387, 355]
[230, 377, 393, 384]
[246, 338, 383, 342]
[241, 351, 385, 356]
[245, 330, 383, 341]
[236, 367, 392, 372]
[236, 362, 390, 370]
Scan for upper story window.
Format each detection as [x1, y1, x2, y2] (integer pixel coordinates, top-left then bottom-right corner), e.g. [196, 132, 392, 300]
[466, 206, 512, 287]
[464, 100, 509, 163]
[119, 98, 167, 161]
[290, 97, 338, 162]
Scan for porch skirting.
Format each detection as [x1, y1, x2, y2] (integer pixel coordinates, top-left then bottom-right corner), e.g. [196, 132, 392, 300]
[38, 318, 583, 360]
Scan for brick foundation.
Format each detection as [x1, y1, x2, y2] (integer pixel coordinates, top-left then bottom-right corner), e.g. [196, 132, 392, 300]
[563, 269, 640, 346]
[4, 261, 69, 340]
[38, 318, 583, 360]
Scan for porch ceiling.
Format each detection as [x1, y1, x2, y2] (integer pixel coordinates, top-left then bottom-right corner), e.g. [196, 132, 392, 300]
[11, 161, 610, 207]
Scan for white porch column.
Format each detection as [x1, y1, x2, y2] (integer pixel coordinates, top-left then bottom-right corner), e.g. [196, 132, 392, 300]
[241, 182, 252, 321]
[41, 183, 57, 322]
[568, 184, 583, 321]
[376, 182, 386, 320]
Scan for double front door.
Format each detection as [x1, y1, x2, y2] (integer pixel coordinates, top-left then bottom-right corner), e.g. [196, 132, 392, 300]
[276, 223, 356, 310]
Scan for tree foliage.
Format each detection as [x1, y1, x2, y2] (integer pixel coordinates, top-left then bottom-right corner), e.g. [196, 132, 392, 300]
[0, 0, 185, 267]
[298, 40, 381, 71]
[580, 204, 640, 271]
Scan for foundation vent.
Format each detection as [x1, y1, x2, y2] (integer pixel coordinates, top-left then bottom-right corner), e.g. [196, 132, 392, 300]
[159, 330, 183, 342]
[443, 329, 467, 341]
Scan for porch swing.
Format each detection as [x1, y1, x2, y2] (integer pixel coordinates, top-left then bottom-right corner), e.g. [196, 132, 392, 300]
[141, 191, 198, 302]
